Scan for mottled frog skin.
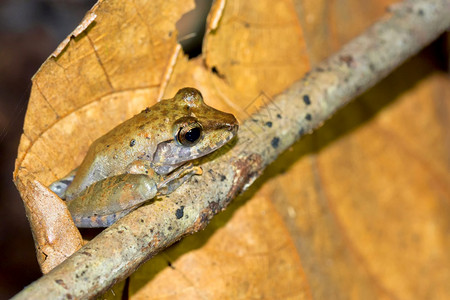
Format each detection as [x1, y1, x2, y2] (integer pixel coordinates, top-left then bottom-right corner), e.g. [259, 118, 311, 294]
[50, 88, 238, 227]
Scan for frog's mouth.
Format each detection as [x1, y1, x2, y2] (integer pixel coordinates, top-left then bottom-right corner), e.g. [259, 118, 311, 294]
[152, 122, 238, 175]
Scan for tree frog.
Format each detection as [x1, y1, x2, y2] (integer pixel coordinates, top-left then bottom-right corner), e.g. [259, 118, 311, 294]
[49, 88, 238, 227]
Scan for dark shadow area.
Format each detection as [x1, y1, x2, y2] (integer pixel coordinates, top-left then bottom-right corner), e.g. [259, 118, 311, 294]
[0, 1, 96, 298]
[176, 0, 213, 58]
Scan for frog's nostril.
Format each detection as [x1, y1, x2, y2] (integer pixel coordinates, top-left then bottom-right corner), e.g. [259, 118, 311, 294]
[228, 123, 239, 132]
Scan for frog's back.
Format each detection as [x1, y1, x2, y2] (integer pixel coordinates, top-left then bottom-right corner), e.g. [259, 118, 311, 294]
[65, 104, 174, 199]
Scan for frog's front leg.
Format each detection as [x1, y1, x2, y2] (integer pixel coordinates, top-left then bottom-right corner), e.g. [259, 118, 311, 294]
[157, 163, 202, 195]
[67, 173, 159, 228]
[126, 160, 202, 195]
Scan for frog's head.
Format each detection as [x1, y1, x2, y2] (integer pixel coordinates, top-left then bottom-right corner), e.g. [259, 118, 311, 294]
[152, 88, 238, 175]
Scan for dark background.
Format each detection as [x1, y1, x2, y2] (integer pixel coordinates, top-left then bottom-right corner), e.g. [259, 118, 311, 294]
[0, 0, 209, 298]
[0, 1, 97, 298]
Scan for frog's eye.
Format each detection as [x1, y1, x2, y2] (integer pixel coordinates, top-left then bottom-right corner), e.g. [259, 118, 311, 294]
[177, 122, 202, 146]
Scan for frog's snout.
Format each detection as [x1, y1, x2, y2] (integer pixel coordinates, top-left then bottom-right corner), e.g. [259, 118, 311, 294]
[220, 113, 239, 135]
[224, 122, 239, 144]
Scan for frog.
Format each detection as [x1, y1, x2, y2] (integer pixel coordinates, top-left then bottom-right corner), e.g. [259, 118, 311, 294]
[49, 87, 238, 228]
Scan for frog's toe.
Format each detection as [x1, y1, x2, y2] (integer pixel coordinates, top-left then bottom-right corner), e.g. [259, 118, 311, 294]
[192, 166, 203, 175]
[49, 180, 71, 199]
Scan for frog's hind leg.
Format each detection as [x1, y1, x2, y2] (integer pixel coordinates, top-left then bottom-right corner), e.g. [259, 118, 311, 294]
[49, 168, 78, 199]
[67, 173, 159, 228]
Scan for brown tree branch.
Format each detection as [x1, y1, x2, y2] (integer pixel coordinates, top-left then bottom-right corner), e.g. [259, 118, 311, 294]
[13, 0, 450, 298]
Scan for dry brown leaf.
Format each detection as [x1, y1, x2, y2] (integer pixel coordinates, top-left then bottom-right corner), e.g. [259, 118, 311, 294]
[295, 0, 396, 63]
[16, 175, 83, 274]
[13, 0, 450, 299]
[14, 0, 196, 272]
[203, 0, 309, 105]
